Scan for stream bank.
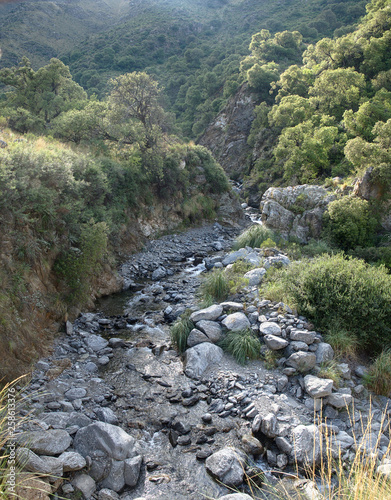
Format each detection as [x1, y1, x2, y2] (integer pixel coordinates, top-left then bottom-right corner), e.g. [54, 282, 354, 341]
[13, 221, 391, 500]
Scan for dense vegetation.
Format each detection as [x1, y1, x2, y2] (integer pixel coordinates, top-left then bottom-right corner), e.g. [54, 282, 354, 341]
[243, 0, 391, 195]
[0, 0, 366, 138]
[0, 62, 231, 380]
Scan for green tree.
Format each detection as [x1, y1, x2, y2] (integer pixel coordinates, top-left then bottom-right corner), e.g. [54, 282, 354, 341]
[309, 68, 366, 120]
[343, 89, 391, 141]
[323, 196, 378, 250]
[0, 58, 87, 129]
[271, 65, 314, 102]
[274, 119, 338, 182]
[108, 72, 166, 150]
[268, 95, 314, 130]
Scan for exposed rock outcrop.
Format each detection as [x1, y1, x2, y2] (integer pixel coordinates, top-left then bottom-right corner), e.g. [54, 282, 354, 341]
[260, 184, 336, 243]
[354, 166, 391, 231]
[198, 84, 259, 176]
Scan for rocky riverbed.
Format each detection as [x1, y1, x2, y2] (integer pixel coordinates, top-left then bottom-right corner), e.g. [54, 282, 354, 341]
[12, 222, 391, 500]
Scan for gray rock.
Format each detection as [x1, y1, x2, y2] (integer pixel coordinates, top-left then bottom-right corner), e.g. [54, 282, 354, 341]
[64, 388, 87, 401]
[196, 320, 222, 343]
[184, 343, 224, 379]
[222, 312, 250, 331]
[187, 328, 209, 347]
[151, 267, 167, 280]
[74, 422, 138, 461]
[275, 437, 292, 455]
[259, 322, 281, 336]
[85, 362, 98, 373]
[205, 448, 245, 486]
[190, 305, 223, 322]
[17, 429, 72, 456]
[316, 343, 334, 363]
[264, 255, 290, 268]
[220, 302, 244, 311]
[264, 334, 288, 351]
[222, 248, 248, 266]
[260, 413, 278, 438]
[101, 459, 125, 492]
[124, 455, 142, 487]
[95, 408, 119, 425]
[99, 489, 120, 500]
[243, 252, 262, 267]
[98, 356, 110, 366]
[244, 268, 267, 286]
[289, 330, 316, 344]
[241, 434, 264, 456]
[377, 459, 391, 478]
[72, 473, 96, 499]
[327, 392, 353, 408]
[85, 334, 109, 352]
[16, 448, 63, 476]
[286, 352, 317, 372]
[260, 185, 335, 243]
[58, 451, 86, 472]
[304, 375, 333, 398]
[292, 425, 321, 465]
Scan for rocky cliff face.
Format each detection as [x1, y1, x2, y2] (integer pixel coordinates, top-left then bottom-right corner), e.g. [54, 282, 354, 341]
[260, 185, 336, 243]
[354, 167, 391, 231]
[198, 84, 259, 177]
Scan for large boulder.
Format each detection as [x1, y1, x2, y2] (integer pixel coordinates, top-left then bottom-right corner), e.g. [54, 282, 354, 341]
[292, 425, 321, 465]
[260, 185, 336, 243]
[184, 343, 224, 379]
[304, 375, 333, 398]
[222, 312, 250, 331]
[190, 305, 223, 322]
[205, 448, 245, 486]
[74, 422, 139, 461]
[16, 429, 72, 456]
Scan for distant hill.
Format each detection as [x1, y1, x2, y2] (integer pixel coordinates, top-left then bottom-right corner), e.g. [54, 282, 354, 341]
[0, 0, 367, 137]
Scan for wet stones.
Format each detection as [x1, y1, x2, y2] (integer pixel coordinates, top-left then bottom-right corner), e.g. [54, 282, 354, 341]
[184, 343, 224, 379]
[205, 448, 245, 486]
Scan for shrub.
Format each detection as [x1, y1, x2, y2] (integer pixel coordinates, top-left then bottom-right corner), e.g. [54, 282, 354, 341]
[260, 237, 277, 248]
[170, 310, 194, 353]
[219, 329, 261, 365]
[233, 224, 278, 250]
[364, 350, 391, 396]
[322, 196, 379, 251]
[262, 254, 391, 354]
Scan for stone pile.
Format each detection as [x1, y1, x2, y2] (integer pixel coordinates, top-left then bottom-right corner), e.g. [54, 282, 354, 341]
[12, 230, 391, 500]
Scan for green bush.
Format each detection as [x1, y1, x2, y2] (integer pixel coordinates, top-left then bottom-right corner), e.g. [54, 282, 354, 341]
[233, 224, 278, 250]
[170, 310, 194, 353]
[219, 329, 261, 365]
[263, 254, 391, 354]
[349, 245, 391, 271]
[323, 196, 379, 251]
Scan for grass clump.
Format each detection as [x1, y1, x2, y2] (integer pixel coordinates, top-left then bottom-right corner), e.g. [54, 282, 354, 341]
[317, 360, 342, 387]
[324, 320, 359, 359]
[262, 254, 391, 355]
[170, 310, 194, 354]
[199, 268, 230, 304]
[233, 224, 278, 250]
[219, 329, 261, 365]
[364, 350, 391, 396]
